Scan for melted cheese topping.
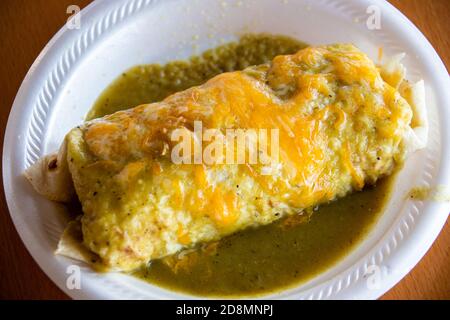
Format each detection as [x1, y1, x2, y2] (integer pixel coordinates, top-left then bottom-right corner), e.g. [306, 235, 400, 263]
[66, 44, 413, 271]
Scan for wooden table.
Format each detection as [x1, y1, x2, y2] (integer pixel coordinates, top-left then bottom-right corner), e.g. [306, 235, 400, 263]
[0, 0, 448, 300]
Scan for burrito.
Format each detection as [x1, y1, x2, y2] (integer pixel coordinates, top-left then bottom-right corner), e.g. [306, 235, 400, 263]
[25, 44, 427, 272]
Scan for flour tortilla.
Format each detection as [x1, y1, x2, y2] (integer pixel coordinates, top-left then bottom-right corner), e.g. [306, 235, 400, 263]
[55, 219, 98, 264]
[380, 54, 428, 153]
[24, 139, 75, 202]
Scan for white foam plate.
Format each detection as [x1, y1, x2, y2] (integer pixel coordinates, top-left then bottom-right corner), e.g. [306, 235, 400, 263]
[3, 0, 450, 299]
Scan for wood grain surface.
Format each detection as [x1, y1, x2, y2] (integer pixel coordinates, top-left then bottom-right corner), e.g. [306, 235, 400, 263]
[0, 0, 448, 300]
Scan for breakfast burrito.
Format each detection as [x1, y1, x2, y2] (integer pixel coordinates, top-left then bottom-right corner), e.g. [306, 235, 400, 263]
[25, 44, 427, 272]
